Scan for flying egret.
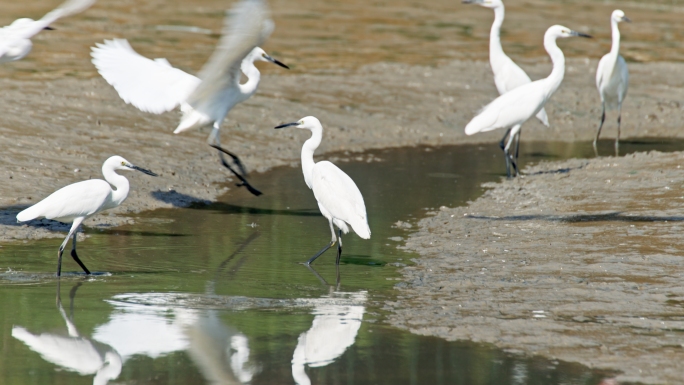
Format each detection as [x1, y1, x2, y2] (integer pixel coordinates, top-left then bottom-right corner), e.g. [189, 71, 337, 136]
[462, 0, 550, 158]
[0, 0, 96, 63]
[275, 117, 371, 265]
[90, 0, 288, 197]
[594, 10, 630, 156]
[465, 25, 591, 177]
[16, 156, 157, 276]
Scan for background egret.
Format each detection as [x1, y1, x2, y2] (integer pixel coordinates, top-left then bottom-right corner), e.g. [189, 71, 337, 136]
[275, 117, 371, 265]
[595, 10, 630, 156]
[91, 0, 288, 196]
[0, 0, 96, 63]
[465, 25, 591, 177]
[16, 156, 157, 276]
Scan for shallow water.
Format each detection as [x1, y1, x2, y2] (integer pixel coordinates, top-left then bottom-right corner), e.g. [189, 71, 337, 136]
[3, 139, 684, 384]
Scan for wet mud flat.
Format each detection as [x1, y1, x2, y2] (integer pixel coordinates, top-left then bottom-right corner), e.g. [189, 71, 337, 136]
[389, 150, 684, 384]
[3, 57, 684, 243]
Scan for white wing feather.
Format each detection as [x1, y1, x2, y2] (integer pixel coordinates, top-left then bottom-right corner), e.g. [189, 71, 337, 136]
[465, 80, 548, 135]
[495, 57, 550, 127]
[91, 39, 201, 114]
[311, 162, 370, 239]
[185, 0, 273, 125]
[17, 180, 112, 223]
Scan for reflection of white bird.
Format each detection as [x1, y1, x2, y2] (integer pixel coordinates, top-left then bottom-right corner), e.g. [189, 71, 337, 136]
[275, 117, 371, 265]
[465, 26, 591, 177]
[91, 0, 288, 197]
[291, 292, 367, 385]
[12, 284, 122, 385]
[0, 0, 96, 63]
[16, 156, 157, 276]
[463, 0, 549, 127]
[594, 10, 630, 156]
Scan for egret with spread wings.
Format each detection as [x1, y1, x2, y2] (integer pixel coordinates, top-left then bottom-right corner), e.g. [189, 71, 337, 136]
[0, 0, 96, 63]
[91, 0, 288, 196]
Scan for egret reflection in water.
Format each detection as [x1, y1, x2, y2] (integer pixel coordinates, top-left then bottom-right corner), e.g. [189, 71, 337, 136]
[11, 282, 122, 385]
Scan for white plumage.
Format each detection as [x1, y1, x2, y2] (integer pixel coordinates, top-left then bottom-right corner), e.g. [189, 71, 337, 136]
[16, 156, 157, 276]
[0, 0, 96, 63]
[91, 0, 288, 196]
[465, 25, 591, 177]
[594, 9, 630, 156]
[464, 0, 549, 127]
[275, 116, 370, 265]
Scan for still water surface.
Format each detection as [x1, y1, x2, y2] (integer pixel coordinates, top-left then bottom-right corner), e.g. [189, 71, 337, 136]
[2, 139, 680, 385]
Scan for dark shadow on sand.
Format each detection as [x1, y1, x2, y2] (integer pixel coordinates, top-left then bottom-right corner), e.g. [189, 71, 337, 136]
[467, 211, 684, 223]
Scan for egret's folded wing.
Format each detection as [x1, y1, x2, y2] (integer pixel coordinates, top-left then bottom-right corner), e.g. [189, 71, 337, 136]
[91, 39, 200, 114]
[187, 0, 273, 117]
[311, 162, 371, 239]
[9, 0, 96, 41]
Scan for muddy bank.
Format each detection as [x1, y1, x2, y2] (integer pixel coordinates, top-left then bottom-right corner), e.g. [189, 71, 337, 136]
[2, 56, 684, 242]
[389, 150, 684, 384]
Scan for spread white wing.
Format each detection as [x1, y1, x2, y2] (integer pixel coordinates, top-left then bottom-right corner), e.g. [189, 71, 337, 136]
[185, 0, 273, 123]
[311, 161, 370, 239]
[91, 39, 201, 114]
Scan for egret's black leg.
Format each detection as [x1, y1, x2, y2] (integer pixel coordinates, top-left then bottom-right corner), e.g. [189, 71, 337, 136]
[307, 241, 335, 265]
[594, 103, 606, 157]
[70, 232, 90, 275]
[57, 247, 64, 277]
[615, 104, 622, 157]
[499, 128, 512, 177]
[336, 230, 343, 265]
[335, 264, 341, 290]
[210, 144, 248, 177]
[515, 128, 521, 163]
[212, 147, 263, 196]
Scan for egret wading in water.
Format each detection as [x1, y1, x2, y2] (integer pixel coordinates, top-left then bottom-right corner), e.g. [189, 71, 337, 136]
[0, 0, 96, 63]
[465, 25, 591, 177]
[594, 10, 630, 157]
[91, 0, 288, 196]
[16, 156, 157, 276]
[275, 117, 371, 265]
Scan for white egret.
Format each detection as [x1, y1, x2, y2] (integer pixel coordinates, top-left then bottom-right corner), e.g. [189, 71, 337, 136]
[275, 117, 371, 265]
[91, 0, 288, 196]
[594, 10, 630, 156]
[463, 0, 549, 132]
[16, 156, 157, 276]
[0, 0, 96, 63]
[465, 25, 591, 177]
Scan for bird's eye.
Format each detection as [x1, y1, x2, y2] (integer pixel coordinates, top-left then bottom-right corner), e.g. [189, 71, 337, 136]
[121, 161, 125, 166]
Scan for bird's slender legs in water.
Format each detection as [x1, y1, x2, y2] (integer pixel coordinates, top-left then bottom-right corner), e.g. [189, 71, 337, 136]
[594, 103, 606, 157]
[57, 218, 89, 277]
[307, 220, 337, 265]
[207, 124, 263, 196]
[499, 128, 513, 177]
[336, 229, 343, 265]
[615, 104, 622, 157]
[503, 125, 522, 177]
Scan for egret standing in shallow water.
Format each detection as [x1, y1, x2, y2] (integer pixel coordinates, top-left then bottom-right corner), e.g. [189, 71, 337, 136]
[0, 0, 96, 63]
[594, 10, 630, 156]
[16, 156, 158, 276]
[275, 117, 371, 265]
[91, 0, 288, 196]
[465, 25, 591, 177]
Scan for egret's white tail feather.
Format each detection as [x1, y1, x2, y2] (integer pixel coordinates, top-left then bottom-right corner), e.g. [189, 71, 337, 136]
[17, 203, 45, 222]
[351, 221, 371, 240]
[174, 109, 212, 133]
[11, 327, 35, 344]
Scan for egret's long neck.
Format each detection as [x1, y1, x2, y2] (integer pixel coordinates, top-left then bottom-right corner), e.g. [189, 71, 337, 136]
[543, 33, 566, 96]
[609, 19, 621, 57]
[489, 5, 506, 68]
[301, 126, 322, 189]
[103, 167, 130, 207]
[239, 59, 261, 101]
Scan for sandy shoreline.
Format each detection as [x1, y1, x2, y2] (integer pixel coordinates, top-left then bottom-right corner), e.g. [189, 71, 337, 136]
[2, 58, 684, 243]
[390, 151, 684, 384]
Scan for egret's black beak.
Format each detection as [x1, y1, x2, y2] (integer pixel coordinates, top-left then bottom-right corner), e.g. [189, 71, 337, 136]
[275, 122, 299, 129]
[571, 31, 592, 38]
[132, 165, 158, 176]
[622, 16, 632, 23]
[44, 26, 55, 30]
[265, 54, 289, 70]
